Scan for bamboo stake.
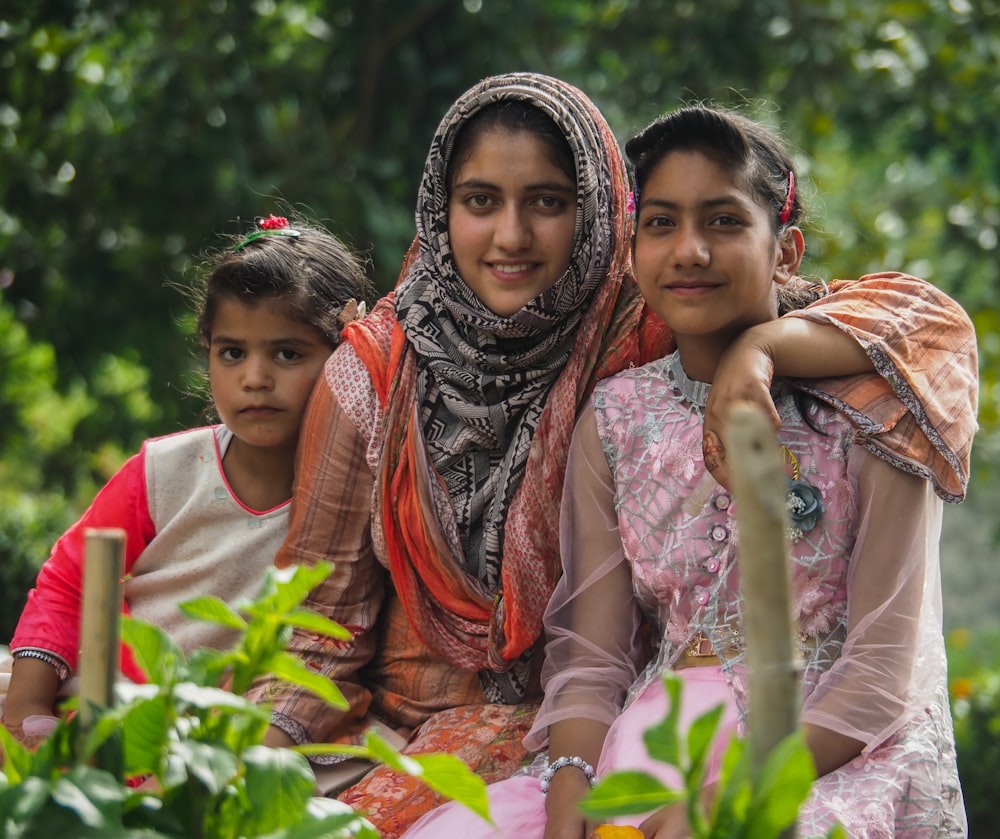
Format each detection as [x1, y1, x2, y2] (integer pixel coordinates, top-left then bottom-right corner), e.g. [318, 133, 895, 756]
[723, 403, 799, 784]
[78, 527, 125, 735]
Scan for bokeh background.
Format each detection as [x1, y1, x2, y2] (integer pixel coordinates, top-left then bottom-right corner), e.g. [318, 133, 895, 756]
[3, 0, 998, 700]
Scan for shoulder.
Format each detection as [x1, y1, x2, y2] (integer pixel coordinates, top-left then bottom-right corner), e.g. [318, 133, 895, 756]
[341, 294, 397, 360]
[324, 342, 380, 435]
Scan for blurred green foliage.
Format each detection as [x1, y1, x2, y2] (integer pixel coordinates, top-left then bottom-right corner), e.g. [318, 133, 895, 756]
[947, 627, 1000, 837]
[2, 1, 998, 640]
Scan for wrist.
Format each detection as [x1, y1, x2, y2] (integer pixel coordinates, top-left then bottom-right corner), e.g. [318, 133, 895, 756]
[540, 754, 597, 794]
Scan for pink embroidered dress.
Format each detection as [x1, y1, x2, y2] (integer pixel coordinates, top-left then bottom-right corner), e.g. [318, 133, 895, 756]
[403, 352, 965, 838]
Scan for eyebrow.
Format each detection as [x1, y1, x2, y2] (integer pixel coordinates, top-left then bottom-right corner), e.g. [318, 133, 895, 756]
[452, 177, 576, 194]
[210, 335, 320, 347]
[641, 194, 753, 212]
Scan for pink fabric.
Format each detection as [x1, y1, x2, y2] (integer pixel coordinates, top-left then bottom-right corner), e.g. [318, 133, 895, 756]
[401, 669, 738, 837]
[521, 356, 964, 836]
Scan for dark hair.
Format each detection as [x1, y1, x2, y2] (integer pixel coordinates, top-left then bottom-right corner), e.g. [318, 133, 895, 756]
[193, 214, 372, 349]
[626, 104, 802, 232]
[447, 99, 576, 188]
[626, 105, 824, 314]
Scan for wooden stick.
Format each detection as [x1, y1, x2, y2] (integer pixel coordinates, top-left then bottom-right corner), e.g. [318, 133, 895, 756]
[724, 403, 799, 783]
[78, 527, 126, 732]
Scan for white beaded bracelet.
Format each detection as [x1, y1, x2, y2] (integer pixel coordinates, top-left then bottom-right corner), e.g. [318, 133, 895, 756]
[539, 755, 597, 794]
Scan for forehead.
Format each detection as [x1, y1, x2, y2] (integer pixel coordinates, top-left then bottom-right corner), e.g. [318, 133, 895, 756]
[643, 150, 757, 203]
[209, 296, 306, 336]
[452, 128, 573, 180]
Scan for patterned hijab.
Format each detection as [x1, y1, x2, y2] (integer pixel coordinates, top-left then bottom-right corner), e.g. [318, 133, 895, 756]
[349, 72, 669, 701]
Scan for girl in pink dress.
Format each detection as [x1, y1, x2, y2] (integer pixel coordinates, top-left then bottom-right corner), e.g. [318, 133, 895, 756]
[403, 107, 968, 838]
[1, 213, 370, 748]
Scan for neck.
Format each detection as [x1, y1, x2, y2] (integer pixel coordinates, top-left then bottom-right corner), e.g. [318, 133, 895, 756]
[672, 335, 730, 384]
[221, 437, 296, 511]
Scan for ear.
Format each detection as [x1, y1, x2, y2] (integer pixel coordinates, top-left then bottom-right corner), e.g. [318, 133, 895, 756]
[773, 226, 805, 285]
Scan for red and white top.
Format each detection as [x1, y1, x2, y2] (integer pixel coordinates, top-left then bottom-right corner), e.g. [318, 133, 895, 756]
[10, 425, 289, 683]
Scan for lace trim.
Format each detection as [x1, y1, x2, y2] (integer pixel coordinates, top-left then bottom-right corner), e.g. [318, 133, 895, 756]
[667, 351, 711, 409]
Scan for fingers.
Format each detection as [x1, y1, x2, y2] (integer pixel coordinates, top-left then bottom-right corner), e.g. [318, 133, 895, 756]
[701, 430, 724, 474]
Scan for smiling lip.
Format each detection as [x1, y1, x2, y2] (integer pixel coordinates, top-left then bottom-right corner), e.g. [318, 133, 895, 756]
[665, 282, 720, 296]
[487, 261, 537, 281]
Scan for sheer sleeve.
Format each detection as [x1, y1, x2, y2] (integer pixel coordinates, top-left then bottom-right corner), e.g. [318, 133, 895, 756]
[786, 272, 978, 502]
[244, 360, 386, 748]
[525, 405, 644, 751]
[800, 445, 946, 751]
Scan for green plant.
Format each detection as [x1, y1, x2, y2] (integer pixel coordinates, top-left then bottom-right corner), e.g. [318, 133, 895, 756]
[948, 627, 1000, 838]
[0, 561, 489, 836]
[579, 674, 844, 839]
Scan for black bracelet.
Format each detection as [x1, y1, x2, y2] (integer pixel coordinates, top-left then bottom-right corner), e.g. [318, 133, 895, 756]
[12, 648, 71, 684]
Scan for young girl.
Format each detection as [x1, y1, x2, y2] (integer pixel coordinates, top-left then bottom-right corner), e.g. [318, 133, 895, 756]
[245, 74, 975, 838]
[401, 107, 968, 837]
[1, 213, 370, 749]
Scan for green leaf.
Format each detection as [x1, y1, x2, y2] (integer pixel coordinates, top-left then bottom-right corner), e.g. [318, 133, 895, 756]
[706, 736, 752, 834]
[173, 681, 268, 714]
[0, 721, 34, 782]
[685, 702, 725, 783]
[580, 770, 684, 819]
[362, 730, 492, 824]
[122, 615, 183, 683]
[252, 562, 333, 615]
[50, 765, 127, 827]
[281, 608, 353, 641]
[260, 650, 349, 709]
[744, 731, 816, 838]
[169, 739, 240, 795]
[265, 798, 379, 838]
[179, 595, 249, 630]
[240, 745, 317, 834]
[407, 752, 493, 825]
[121, 692, 172, 776]
[0, 775, 52, 822]
[643, 673, 683, 767]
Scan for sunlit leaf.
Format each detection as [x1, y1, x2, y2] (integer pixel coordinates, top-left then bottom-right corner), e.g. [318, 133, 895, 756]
[260, 650, 349, 709]
[580, 770, 683, 819]
[281, 608, 353, 640]
[179, 595, 248, 630]
[122, 616, 183, 683]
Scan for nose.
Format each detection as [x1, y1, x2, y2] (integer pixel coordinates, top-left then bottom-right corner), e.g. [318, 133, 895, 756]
[672, 223, 710, 267]
[242, 354, 274, 390]
[494, 205, 531, 252]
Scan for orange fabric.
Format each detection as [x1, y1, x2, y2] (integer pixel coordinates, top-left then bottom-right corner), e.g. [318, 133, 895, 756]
[790, 273, 978, 502]
[343, 279, 666, 673]
[338, 700, 540, 839]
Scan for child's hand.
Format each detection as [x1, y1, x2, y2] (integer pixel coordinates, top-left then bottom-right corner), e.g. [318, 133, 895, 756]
[3, 713, 59, 750]
[703, 333, 781, 489]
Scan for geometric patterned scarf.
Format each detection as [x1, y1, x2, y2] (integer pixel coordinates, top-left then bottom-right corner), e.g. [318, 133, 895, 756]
[345, 72, 671, 702]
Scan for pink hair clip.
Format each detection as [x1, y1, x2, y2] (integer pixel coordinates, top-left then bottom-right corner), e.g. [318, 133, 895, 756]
[779, 171, 796, 225]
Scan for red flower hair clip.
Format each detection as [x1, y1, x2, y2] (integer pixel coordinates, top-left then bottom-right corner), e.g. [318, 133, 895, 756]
[259, 214, 289, 230]
[233, 214, 301, 251]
